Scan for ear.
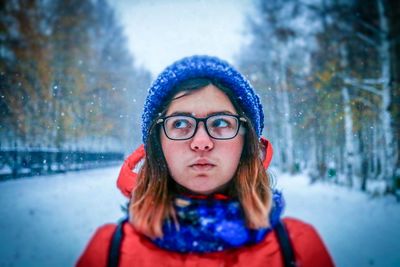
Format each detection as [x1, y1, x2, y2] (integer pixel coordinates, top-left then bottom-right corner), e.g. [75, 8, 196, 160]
[116, 144, 146, 198]
[260, 137, 273, 169]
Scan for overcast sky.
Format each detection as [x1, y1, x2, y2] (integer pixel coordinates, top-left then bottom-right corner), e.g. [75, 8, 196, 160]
[109, 0, 254, 77]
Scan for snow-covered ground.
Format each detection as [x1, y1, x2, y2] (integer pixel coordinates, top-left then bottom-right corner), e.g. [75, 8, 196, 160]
[0, 167, 126, 267]
[272, 169, 400, 267]
[0, 166, 399, 267]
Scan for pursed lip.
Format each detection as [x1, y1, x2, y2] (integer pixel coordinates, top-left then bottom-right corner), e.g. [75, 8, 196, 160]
[189, 158, 216, 171]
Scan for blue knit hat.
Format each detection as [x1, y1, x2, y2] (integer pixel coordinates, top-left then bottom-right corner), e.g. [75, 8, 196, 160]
[141, 55, 264, 146]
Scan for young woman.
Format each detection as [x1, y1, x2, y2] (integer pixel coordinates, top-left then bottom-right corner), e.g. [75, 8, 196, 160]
[76, 55, 335, 267]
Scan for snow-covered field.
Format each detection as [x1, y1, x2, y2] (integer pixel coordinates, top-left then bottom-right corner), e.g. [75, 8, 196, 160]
[273, 169, 400, 267]
[0, 167, 126, 267]
[0, 166, 399, 267]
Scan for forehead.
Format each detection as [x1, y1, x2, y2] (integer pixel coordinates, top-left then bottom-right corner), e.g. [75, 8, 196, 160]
[165, 84, 237, 116]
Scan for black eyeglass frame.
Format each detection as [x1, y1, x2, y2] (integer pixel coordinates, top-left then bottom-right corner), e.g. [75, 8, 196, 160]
[156, 114, 247, 141]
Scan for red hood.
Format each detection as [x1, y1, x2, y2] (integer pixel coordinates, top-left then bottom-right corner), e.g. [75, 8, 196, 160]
[116, 137, 274, 198]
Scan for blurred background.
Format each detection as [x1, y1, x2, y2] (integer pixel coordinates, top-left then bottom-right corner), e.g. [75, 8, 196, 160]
[0, 0, 399, 266]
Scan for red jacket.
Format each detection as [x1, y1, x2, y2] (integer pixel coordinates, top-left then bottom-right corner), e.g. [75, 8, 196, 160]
[76, 217, 334, 267]
[76, 139, 335, 267]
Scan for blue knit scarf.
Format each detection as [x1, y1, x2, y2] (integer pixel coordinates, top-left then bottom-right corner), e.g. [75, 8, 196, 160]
[152, 190, 284, 253]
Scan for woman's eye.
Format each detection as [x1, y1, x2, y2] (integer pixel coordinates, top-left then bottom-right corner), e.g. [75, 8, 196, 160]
[212, 118, 230, 128]
[173, 119, 190, 129]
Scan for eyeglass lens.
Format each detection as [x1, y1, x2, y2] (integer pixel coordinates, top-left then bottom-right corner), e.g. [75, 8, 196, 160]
[164, 115, 239, 140]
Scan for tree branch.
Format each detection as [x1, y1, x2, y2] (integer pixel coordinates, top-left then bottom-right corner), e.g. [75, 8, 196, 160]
[343, 77, 382, 96]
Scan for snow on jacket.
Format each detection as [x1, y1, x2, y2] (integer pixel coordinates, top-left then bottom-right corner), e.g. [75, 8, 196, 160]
[76, 138, 335, 267]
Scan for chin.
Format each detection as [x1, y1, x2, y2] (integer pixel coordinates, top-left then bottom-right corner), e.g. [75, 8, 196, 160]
[189, 184, 227, 195]
[184, 185, 218, 195]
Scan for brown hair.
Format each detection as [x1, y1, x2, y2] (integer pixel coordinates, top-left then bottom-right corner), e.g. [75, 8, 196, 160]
[130, 78, 272, 238]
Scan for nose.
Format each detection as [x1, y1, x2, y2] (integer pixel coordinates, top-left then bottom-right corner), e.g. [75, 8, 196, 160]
[190, 122, 214, 151]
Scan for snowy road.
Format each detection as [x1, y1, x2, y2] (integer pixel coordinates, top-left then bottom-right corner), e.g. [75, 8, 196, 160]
[0, 166, 399, 267]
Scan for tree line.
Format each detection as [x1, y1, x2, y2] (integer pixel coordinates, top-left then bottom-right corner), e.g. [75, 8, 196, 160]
[0, 0, 151, 154]
[238, 0, 399, 195]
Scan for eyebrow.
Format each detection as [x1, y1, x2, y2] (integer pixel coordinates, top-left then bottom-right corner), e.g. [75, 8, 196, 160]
[168, 110, 236, 117]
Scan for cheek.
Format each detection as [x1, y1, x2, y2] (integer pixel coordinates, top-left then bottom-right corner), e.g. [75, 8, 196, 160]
[161, 134, 182, 173]
[222, 137, 244, 172]
[161, 134, 172, 163]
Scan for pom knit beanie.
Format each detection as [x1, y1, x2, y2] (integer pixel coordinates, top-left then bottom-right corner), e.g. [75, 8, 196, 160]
[141, 55, 264, 146]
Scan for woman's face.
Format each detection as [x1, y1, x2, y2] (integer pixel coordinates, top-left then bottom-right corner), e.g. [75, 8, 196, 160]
[160, 84, 244, 195]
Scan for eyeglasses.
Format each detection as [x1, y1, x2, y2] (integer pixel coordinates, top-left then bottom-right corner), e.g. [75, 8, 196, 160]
[157, 114, 247, 140]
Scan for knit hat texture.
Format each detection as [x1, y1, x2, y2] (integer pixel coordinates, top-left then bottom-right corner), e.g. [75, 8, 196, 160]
[141, 55, 264, 146]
